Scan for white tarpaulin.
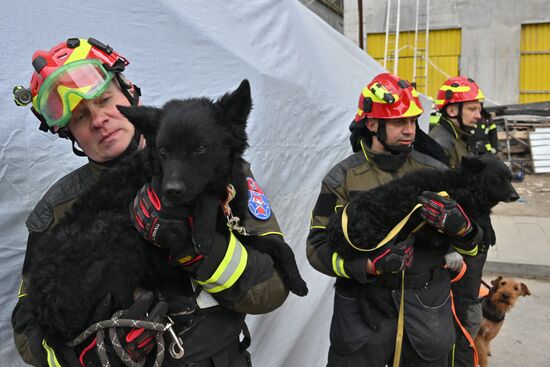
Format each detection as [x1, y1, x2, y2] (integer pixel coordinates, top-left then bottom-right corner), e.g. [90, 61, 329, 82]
[0, 1, 428, 366]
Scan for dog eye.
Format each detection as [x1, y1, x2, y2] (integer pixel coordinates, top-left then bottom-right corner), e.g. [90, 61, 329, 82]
[514, 286, 519, 291]
[158, 146, 169, 156]
[501, 281, 506, 286]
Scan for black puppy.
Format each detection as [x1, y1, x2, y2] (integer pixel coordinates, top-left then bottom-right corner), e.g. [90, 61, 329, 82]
[326, 156, 519, 329]
[328, 155, 519, 258]
[27, 80, 307, 341]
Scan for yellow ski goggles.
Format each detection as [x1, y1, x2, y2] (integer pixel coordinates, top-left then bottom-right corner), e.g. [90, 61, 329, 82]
[35, 59, 114, 128]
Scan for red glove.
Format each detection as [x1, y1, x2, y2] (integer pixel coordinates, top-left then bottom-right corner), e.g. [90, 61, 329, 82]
[369, 236, 414, 275]
[129, 182, 203, 266]
[418, 191, 472, 237]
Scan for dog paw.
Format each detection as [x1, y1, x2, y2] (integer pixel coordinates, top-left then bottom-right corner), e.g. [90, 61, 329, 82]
[288, 276, 309, 297]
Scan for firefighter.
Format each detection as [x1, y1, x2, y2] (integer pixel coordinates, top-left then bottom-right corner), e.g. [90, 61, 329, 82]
[430, 76, 492, 168]
[431, 76, 492, 367]
[307, 72, 483, 367]
[11, 37, 290, 367]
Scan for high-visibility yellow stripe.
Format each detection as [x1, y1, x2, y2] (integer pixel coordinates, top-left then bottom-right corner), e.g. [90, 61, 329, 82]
[361, 86, 400, 104]
[197, 232, 248, 293]
[332, 252, 349, 278]
[440, 85, 471, 93]
[310, 225, 326, 229]
[454, 244, 478, 257]
[259, 231, 283, 237]
[485, 143, 492, 151]
[334, 204, 343, 212]
[489, 123, 496, 130]
[65, 38, 92, 65]
[42, 340, 61, 367]
[18, 280, 27, 298]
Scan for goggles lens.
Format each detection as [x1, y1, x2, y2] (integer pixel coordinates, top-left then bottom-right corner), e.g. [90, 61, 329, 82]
[36, 59, 113, 128]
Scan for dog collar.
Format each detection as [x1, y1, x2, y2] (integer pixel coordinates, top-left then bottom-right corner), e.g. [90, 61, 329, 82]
[481, 296, 505, 323]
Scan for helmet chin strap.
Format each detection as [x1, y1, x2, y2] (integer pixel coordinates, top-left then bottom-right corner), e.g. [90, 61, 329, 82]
[444, 102, 470, 132]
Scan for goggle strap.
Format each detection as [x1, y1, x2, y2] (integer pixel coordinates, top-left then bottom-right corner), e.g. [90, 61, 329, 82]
[114, 72, 140, 106]
[71, 140, 87, 157]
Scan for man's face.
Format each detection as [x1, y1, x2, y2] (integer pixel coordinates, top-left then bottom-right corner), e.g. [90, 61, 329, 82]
[446, 100, 482, 129]
[366, 117, 417, 152]
[67, 82, 134, 162]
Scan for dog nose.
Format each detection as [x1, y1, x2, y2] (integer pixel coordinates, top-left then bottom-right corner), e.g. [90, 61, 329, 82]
[502, 293, 510, 300]
[164, 182, 185, 199]
[508, 191, 520, 202]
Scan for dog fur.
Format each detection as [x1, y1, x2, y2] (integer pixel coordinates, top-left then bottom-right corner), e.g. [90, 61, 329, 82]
[327, 155, 520, 259]
[474, 276, 531, 367]
[26, 80, 307, 341]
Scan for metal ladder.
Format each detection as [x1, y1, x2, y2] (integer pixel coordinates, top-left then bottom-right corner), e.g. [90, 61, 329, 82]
[412, 0, 430, 94]
[383, 0, 402, 75]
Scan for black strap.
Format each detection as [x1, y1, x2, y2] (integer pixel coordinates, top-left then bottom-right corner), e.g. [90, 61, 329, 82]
[378, 267, 445, 289]
[240, 323, 251, 351]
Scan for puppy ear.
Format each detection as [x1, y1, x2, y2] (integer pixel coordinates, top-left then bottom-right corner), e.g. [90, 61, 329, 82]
[117, 105, 161, 139]
[491, 276, 503, 289]
[216, 79, 252, 126]
[520, 283, 531, 296]
[460, 156, 486, 174]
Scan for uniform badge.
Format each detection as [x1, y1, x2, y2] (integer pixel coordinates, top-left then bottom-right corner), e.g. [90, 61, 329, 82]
[246, 177, 272, 220]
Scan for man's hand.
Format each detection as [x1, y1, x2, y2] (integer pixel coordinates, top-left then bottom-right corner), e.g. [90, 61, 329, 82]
[368, 236, 414, 275]
[80, 292, 167, 367]
[418, 191, 472, 237]
[444, 251, 464, 272]
[130, 183, 202, 266]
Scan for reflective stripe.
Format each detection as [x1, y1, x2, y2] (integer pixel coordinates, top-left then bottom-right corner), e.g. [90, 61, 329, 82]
[65, 39, 92, 65]
[454, 244, 478, 257]
[489, 123, 497, 130]
[334, 204, 343, 212]
[197, 232, 248, 293]
[485, 143, 492, 151]
[42, 340, 61, 367]
[259, 231, 283, 237]
[310, 225, 326, 229]
[332, 252, 349, 278]
[439, 85, 471, 93]
[18, 279, 27, 298]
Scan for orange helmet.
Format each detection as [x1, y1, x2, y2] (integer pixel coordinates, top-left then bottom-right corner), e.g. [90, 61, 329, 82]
[353, 72, 423, 122]
[435, 76, 485, 111]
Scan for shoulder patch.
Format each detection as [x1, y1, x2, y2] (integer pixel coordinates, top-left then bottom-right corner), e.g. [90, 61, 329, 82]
[246, 177, 272, 220]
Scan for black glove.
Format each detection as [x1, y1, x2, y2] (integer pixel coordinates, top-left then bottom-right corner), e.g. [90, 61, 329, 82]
[80, 292, 167, 367]
[418, 191, 472, 237]
[369, 235, 414, 275]
[130, 182, 203, 266]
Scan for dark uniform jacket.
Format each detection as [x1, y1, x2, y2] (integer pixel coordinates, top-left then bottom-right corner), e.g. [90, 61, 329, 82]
[12, 160, 288, 367]
[429, 117, 471, 169]
[307, 137, 479, 361]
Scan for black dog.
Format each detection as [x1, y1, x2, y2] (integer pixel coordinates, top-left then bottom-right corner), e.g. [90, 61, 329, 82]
[328, 155, 519, 258]
[27, 80, 307, 341]
[326, 156, 519, 329]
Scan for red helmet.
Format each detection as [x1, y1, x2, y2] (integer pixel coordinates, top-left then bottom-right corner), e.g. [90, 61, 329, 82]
[435, 76, 485, 111]
[15, 38, 130, 131]
[353, 72, 423, 122]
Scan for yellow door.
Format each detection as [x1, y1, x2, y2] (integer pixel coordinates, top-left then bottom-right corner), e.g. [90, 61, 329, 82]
[367, 29, 461, 102]
[520, 23, 550, 103]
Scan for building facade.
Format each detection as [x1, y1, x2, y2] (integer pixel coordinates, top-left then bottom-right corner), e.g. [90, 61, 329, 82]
[344, 0, 550, 105]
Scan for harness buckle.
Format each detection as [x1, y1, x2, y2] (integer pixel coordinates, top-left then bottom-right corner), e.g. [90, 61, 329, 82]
[165, 318, 185, 359]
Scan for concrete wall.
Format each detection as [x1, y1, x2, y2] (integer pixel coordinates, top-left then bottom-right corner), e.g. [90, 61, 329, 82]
[299, 0, 343, 33]
[344, 0, 550, 105]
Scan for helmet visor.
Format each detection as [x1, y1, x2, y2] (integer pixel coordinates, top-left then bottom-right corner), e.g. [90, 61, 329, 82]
[36, 59, 113, 128]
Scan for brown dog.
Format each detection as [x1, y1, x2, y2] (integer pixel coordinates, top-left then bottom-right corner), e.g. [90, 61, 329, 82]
[474, 276, 531, 367]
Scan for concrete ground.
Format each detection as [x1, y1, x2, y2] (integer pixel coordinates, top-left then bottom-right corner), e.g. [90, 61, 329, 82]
[477, 173, 550, 366]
